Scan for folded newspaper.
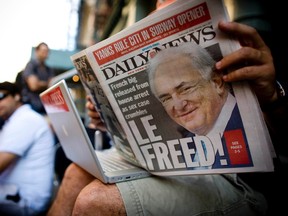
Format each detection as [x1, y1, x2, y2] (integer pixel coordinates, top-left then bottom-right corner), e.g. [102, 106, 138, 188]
[71, 0, 274, 176]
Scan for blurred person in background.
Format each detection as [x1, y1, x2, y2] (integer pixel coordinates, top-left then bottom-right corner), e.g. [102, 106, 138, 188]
[21, 42, 55, 115]
[0, 81, 55, 216]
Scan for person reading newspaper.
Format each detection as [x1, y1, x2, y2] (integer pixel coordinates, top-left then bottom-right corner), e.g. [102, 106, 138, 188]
[0, 82, 55, 215]
[47, 20, 288, 216]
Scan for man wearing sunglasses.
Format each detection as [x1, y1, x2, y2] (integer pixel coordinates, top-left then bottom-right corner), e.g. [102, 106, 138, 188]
[0, 81, 55, 216]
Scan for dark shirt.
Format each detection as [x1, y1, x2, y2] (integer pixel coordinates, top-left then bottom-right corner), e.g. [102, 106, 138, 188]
[22, 59, 54, 114]
[182, 104, 250, 170]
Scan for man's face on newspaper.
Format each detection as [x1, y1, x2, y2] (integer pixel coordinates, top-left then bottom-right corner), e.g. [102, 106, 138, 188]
[153, 55, 226, 135]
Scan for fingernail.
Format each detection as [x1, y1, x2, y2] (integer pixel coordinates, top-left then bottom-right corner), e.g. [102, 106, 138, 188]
[216, 61, 221, 69]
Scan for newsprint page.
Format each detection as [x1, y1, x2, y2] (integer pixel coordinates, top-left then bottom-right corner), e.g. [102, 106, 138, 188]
[71, 0, 274, 176]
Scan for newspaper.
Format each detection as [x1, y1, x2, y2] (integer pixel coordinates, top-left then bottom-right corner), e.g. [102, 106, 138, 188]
[71, 0, 274, 176]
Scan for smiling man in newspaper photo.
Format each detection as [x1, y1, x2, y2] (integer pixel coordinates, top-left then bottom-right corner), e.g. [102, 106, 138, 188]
[147, 42, 251, 169]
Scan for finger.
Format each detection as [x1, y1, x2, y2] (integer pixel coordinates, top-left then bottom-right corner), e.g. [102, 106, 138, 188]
[87, 109, 101, 119]
[86, 95, 94, 104]
[222, 65, 264, 82]
[85, 100, 97, 111]
[218, 21, 266, 49]
[216, 46, 267, 72]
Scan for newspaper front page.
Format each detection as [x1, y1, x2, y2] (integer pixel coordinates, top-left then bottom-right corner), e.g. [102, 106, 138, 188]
[71, 0, 274, 176]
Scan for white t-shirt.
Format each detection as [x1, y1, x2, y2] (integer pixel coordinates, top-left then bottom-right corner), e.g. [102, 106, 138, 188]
[0, 104, 55, 212]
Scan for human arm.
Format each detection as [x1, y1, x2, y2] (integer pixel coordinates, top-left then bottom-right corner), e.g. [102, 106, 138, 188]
[23, 61, 52, 92]
[0, 152, 18, 173]
[25, 75, 51, 92]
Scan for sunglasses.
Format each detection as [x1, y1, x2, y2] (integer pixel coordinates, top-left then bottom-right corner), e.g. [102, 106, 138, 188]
[0, 92, 10, 101]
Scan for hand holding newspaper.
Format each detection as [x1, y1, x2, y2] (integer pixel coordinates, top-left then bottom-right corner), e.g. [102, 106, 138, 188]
[71, 0, 274, 176]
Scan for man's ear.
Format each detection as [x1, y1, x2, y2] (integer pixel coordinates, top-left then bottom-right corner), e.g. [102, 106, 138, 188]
[211, 74, 226, 95]
[14, 94, 20, 101]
